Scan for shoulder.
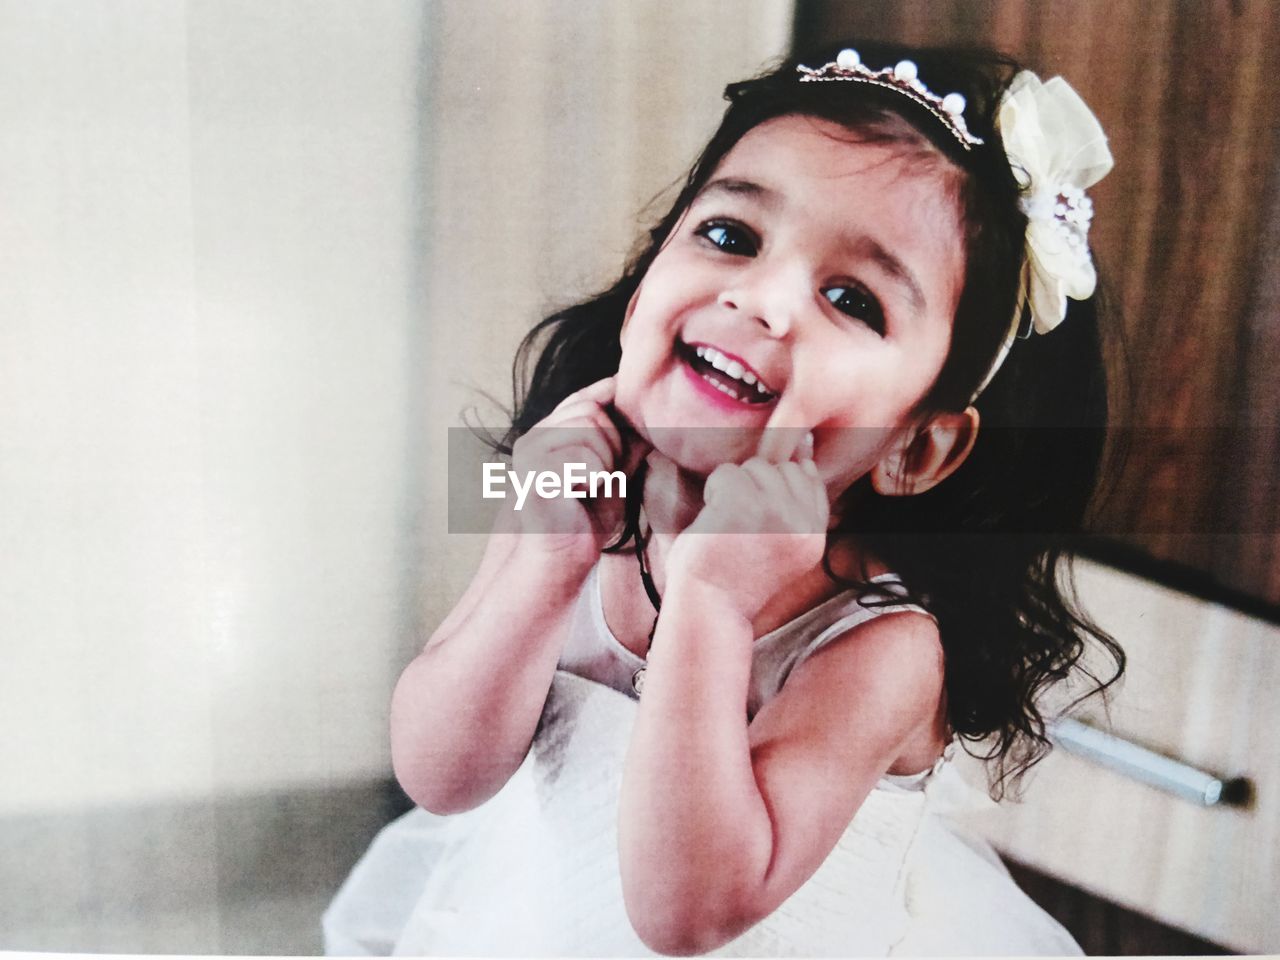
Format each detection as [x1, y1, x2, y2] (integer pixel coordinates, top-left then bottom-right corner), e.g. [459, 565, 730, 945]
[794, 608, 943, 722]
[748, 607, 945, 774]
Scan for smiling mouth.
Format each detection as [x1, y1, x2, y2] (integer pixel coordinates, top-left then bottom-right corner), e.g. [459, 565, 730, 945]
[677, 340, 778, 405]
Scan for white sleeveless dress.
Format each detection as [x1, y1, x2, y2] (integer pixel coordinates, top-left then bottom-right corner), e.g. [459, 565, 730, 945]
[323, 566, 1081, 957]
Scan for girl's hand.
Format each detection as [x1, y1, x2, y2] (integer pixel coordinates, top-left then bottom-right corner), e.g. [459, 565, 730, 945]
[666, 432, 828, 623]
[505, 376, 650, 561]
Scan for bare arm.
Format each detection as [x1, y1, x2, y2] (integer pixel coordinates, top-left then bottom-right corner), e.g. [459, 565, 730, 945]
[390, 505, 597, 814]
[616, 449, 944, 954]
[617, 588, 944, 955]
[391, 376, 648, 814]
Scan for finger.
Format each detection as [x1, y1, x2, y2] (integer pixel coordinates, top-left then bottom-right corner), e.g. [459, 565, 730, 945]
[755, 429, 799, 465]
[793, 431, 822, 512]
[542, 411, 623, 463]
[756, 407, 811, 464]
[549, 399, 615, 429]
[701, 462, 740, 508]
[812, 472, 830, 524]
[797, 429, 815, 464]
[573, 428, 622, 479]
[525, 422, 617, 484]
[740, 457, 788, 499]
[797, 430, 821, 481]
[586, 410, 626, 465]
[551, 376, 616, 414]
[546, 402, 620, 444]
[573, 375, 616, 404]
[777, 459, 810, 499]
[800, 458, 828, 519]
[536, 403, 627, 471]
[778, 460, 828, 531]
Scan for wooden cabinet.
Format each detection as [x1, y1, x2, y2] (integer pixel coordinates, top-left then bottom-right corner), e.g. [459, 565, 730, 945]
[963, 559, 1280, 953]
[797, 0, 1280, 606]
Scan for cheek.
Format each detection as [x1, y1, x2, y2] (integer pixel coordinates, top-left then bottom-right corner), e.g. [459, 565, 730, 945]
[805, 349, 909, 427]
[613, 319, 676, 433]
[619, 287, 642, 349]
[616, 279, 688, 376]
[612, 356, 644, 429]
[821, 424, 897, 477]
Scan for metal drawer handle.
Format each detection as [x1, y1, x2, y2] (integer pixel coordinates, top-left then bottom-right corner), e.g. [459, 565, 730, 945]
[1049, 717, 1252, 807]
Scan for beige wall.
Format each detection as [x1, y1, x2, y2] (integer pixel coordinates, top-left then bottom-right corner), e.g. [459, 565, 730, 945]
[0, 0, 426, 814]
[0, 1, 795, 815]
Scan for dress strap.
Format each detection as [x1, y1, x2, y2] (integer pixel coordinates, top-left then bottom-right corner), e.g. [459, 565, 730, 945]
[745, 573, 937, 718]
[795, 575, 936, 668]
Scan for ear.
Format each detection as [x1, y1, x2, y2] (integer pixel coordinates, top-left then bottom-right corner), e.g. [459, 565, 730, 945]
[870, 406, 980, 496]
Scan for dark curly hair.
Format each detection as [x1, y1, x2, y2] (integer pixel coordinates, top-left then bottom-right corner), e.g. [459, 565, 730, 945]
[493, 40, 1125, 797]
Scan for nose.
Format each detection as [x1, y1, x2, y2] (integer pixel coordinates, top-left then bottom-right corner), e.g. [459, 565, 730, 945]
[716, 261, 806, 338]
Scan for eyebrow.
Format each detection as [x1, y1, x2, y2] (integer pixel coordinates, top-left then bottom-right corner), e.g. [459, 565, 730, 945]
[697, 177, 780, 206]
[695, 177, 928, 316]
[846, 234, 927, 315]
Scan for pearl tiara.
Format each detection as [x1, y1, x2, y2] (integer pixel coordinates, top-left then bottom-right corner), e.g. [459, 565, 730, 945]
[796, 48, 983, 151]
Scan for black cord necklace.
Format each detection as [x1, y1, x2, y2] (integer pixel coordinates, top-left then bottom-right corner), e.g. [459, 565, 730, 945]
[635, 519, 661, 636]
[630, 462, 661, 696]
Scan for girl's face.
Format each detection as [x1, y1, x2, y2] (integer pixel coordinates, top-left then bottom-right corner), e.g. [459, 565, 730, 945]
[615, 114, 967, 495]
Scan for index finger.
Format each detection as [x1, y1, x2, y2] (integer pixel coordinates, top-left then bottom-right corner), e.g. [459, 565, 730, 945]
[553, 375, 616, 412]
[756, 409, 813, 465]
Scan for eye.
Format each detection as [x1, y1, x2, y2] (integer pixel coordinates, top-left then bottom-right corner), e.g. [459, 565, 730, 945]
[695, 219, 758, 257]
[823, 284, 886, 336]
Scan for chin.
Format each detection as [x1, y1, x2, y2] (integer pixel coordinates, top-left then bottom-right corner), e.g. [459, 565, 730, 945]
[616, 365, 768, 474]
[644, 424, 760, 476]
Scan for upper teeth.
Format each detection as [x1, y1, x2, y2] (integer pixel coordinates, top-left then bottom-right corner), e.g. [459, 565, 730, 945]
[695, 345, 771, 395]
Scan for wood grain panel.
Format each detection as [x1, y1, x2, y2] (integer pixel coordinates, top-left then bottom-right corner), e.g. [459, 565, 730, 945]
[797, 0, 1280, 604]
[957, 559, 1280, 953]
[1005, 861, 1229, 956]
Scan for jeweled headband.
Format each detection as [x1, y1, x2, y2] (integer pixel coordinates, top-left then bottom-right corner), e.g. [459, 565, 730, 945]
[797, 48, 983, 150]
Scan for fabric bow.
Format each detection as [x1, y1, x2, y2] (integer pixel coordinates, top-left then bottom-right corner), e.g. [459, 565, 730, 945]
[998, 72, 1114, 334]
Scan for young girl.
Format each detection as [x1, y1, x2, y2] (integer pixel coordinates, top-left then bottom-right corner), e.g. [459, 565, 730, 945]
[325, 39, 1122, 957]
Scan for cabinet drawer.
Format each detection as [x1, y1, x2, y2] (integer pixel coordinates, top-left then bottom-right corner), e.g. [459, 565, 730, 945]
[965, 559, 1280, 953]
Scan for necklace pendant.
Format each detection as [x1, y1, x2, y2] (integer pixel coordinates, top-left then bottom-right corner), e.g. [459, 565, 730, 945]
[632, 666, 646, 697]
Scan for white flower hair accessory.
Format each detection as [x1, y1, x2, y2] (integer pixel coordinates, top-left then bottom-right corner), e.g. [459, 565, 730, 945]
[971, 71, 1113, 400]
